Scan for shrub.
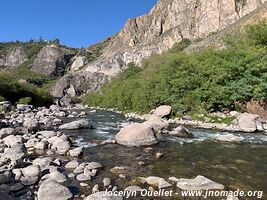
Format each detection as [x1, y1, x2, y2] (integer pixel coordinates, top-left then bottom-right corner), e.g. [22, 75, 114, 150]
[16, 97, 32, 105]
[0, 96, 5, 102]
[82, 21, 267, 113]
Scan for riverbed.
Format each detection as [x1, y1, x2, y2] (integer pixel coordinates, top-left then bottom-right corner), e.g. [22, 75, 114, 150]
[62, 109, 267, 199]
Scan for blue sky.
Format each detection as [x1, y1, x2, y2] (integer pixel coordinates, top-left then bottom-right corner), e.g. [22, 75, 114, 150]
[0, 0, 157, 48]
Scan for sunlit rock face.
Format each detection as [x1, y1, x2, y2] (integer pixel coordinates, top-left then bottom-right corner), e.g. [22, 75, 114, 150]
[53, 0, 267, 97]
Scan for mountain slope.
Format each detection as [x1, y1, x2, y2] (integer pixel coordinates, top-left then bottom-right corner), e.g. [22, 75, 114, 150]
[52, 0, 267, 98]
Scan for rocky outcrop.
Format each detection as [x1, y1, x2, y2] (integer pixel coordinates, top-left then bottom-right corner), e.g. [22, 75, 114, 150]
[0, 46, 28, 71]
[51, 71, 108, 97]
[86, 0, 267, 73]
[32, 44, 75, 76]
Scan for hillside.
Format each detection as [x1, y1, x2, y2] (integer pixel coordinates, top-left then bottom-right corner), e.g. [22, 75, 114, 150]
[83, 20, 267, 119]
[52, 0, 267, 98]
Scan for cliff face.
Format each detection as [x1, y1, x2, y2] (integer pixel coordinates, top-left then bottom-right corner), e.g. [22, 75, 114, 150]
[81, 0, 267, 76]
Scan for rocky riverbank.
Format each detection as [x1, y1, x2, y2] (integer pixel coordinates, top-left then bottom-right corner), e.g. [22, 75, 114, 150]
[124, 105, 267, 134]
[0, 102, 265, 199]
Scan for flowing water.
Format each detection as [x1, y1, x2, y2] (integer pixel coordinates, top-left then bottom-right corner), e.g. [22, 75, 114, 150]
[65, 110, 267, 199]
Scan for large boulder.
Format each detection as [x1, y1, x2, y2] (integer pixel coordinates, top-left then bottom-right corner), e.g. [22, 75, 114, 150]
[169, 126, 193, 138]
[32, 45, 74, 76]
[37, 179, 72, 200]
[144, 116, 169, 133]
[115, 123, 159, 147]
[153, 105, 172, 118]
[236, 113, 260, 132]
[59, 119, 93, 130]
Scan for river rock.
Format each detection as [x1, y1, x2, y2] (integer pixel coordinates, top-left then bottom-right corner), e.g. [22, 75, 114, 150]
[76, 174, 91, 181]
[69, 147, 83, 157]
[87, 162, 102, 170]
[140, 176, 172, 189]
[103, 177, 111, 186]
[92, 184, 99, 193]
[2, 135, 22, 147]
[55, 141, 70, 155]
[2, 144, 26, 162]
[236, 113, 259, 132]
[169, 126, 193, 138]
[0, 171, 11, 184]
[37, 179, 73, 200]
[59, 119, 93, 130]
[152, 105, 172, 118]
[35, 141, 48, 150]
[214, 134, 244, 143]
[12, 169, 22, 180]
[0, 101, 12, 113]
[32, 157, 52, 171]
[125, 186, 142, 192]
[22, 165, 41, 177]
[37, 131, 57, 138]
[115, 123, 159, 147]
[173, 175, 224, 190]
[0, 128, 15, 139]
[23, 118, 39, 131]
[17, 104, 33, 111]
[65, 160, 79, 169]
[86, 191, 123, 200]
[20, 175, 39, 186]
[10, 182, 24, 191]
[0, 191, 14, 200]
[43, 171, 67, 183]
[144, 116, 169, 133]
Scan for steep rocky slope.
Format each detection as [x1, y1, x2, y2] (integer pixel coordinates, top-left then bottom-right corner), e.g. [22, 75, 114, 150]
[52, 0, 267, 98]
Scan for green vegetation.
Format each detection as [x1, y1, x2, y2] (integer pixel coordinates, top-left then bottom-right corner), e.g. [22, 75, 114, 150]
[16, 97, 32, 105]
[0, 72, 53, 106]
[83, 21, 267, 115]
[0, 39, 64, 106]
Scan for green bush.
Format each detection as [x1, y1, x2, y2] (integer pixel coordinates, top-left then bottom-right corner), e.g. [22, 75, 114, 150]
[0, 73, 53, 107]
[0, 96, 5, 102]
[83, 21, 267, 114]
[16, 97, 32, 105]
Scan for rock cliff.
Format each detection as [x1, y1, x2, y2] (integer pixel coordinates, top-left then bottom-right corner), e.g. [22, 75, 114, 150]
[52, 0, 267, 97]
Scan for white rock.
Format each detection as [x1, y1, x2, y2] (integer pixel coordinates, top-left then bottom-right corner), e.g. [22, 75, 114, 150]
[37, 179, 72, 200]
[175, 175, 224, 190]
